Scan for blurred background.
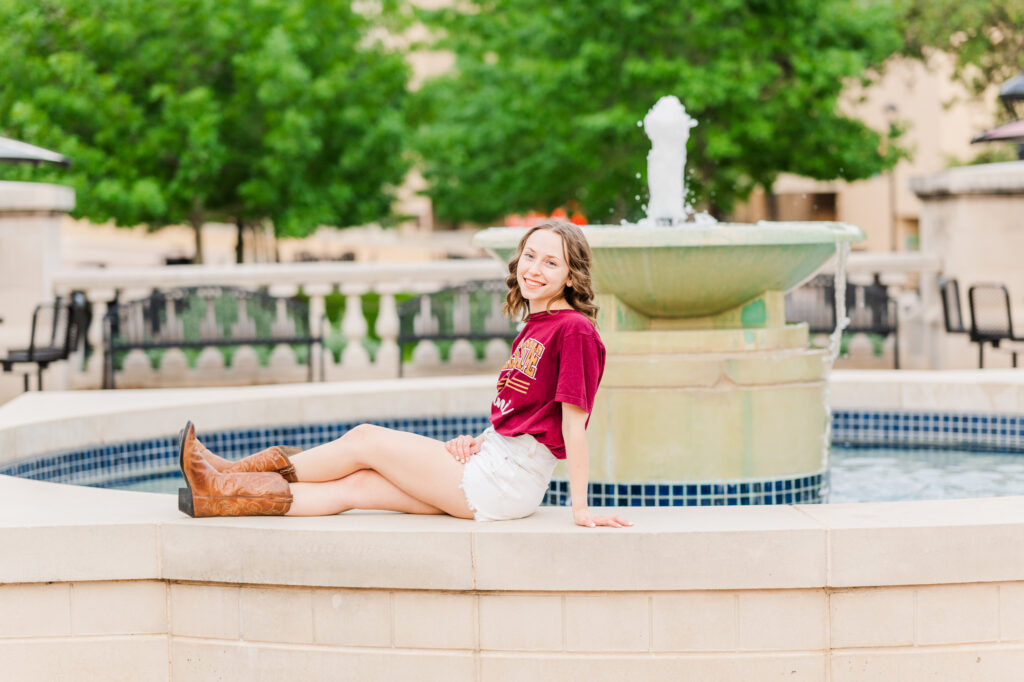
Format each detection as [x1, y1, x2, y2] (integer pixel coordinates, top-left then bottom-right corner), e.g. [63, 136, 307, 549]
[1, 0, 1022, 401]
[0, 0, 1019, 266]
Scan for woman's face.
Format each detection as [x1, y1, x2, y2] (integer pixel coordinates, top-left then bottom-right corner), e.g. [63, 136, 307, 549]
[516, 229, 571, 313]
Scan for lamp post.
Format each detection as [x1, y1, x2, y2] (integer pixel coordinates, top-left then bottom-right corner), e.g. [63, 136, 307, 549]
[999, 72, 1024, 160]
[884, 103, 899, 252]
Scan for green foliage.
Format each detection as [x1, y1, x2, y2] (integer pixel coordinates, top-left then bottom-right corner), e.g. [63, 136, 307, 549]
[894, 0, 1024, 98]
[0, 0, 411, 239]
[412, 0, 904, 223]
[946, 143, 1020, 168]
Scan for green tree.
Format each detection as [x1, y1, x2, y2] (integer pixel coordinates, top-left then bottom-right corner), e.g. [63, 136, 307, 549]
[0, 0, 410, 262]
[412, 0, 904, 224]
[896, 0, 1024, 99]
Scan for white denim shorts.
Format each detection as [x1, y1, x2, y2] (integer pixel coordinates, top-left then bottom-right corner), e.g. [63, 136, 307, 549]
[460, 427, 558, 522]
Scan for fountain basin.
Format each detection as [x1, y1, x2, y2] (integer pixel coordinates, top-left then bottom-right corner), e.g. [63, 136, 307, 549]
[2, 375, 1024, 680]
[474, 222, 863, 318]
[474, 221, 863, 492]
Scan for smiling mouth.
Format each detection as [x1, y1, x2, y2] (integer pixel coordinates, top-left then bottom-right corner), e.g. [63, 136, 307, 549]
[523, 278, 545, 288]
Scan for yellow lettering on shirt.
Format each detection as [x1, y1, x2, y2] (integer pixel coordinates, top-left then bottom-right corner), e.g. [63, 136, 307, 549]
[501, 337, 546, 380]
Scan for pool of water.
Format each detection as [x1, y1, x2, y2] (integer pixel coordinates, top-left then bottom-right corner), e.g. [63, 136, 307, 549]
[828, 444, 1024, 503]
[109, 444, 1024, 503]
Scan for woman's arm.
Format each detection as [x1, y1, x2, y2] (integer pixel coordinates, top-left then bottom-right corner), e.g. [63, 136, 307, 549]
[562, 402, 632, 529]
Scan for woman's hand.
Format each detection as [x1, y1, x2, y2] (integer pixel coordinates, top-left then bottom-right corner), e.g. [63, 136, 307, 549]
[445, 433, 484, 463]
[573, 506, 632, 528]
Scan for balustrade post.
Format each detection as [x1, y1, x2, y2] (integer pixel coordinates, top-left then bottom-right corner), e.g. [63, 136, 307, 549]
[410, 291, 441, 373]
[118, 287, 156, 387]
[919, 270, 940, 369]
[374, 285, 401, 379]
[341, 284, 371, 371]
[304, 283, 333, 381]
[484, 290, 509, 334]
[267, 283, 301, 379]
[84, 289, 116, 390]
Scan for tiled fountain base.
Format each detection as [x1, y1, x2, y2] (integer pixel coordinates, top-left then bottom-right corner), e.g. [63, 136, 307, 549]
[4, 408, 1020, 506]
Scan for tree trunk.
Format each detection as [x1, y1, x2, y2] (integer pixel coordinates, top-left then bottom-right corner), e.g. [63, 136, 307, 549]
[188, 216, 204, 264]
[188, 199, 205, 264]
[235, 217, 245, 264]
[268, 222, 281, 263]
[766, 190, 780, 221]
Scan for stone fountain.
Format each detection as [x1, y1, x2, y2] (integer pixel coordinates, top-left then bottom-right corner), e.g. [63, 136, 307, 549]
[474, 96, 864, 504]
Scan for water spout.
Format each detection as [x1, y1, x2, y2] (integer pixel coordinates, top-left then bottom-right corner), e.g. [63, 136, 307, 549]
[639, 96, 709, 226]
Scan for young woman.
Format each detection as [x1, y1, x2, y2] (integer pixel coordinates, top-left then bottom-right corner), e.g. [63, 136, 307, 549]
[178, 221, 631, 529]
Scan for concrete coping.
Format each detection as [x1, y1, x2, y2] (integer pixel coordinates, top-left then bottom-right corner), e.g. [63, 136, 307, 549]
[3, 473, 1024, 592]
[909, 160, 1024, 198]
[2, 371, 1024, 593]
[0, 181, 75, 213]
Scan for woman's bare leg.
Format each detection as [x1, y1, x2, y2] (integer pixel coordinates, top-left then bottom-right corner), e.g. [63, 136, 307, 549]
[286, 470, 444, 516]
[289, 424, 474, 518]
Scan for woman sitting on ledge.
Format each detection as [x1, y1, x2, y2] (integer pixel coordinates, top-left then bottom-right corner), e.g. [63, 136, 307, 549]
[178, 221, 631, 529]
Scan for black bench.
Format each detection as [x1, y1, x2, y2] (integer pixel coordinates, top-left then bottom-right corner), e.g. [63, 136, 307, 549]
[1, 292, 89, 391]
[786, 274, 899, 368]
[103, 286, 321, 388]
[397, 280, 519, 375]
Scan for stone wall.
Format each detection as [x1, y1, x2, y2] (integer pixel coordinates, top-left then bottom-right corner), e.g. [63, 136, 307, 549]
[4, 577, 1023, 681]
[2, 373, 1024, 679]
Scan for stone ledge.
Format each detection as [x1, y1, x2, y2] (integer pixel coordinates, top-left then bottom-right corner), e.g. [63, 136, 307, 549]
[3, 371, 1024, 591]
[3, 474, 1024, 592]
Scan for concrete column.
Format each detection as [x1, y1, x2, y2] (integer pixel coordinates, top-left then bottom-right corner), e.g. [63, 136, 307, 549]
[0, 182, 75, 400]
[910, 161, 1024, 369]
[0, 182, 74, 338]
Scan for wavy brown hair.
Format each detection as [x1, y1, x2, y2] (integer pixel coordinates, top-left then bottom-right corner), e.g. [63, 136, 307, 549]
[503, 221, 599, 325]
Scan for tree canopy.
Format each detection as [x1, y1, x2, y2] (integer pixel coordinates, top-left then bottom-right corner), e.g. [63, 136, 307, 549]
[896, 0, 1024, 101]
[412, 0, 905, 224]
[0, 0, 410, 260]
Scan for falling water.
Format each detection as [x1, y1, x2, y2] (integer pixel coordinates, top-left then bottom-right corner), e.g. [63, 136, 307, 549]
[819, 241, 851, 477]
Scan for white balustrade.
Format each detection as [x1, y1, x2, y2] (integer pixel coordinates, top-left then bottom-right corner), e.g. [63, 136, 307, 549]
[48, 252, 945, 389]
[53, 259, 505, 389]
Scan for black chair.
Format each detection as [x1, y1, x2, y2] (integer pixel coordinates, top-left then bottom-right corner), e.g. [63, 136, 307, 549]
[1, 292, 88, 391]
[940, 276, 989, 367]
[967, 283, 1024, 368]
[939, 277, 969, 336]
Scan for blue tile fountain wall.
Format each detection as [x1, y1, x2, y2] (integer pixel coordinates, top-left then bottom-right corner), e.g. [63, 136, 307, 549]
[4, 409, 1023, 506]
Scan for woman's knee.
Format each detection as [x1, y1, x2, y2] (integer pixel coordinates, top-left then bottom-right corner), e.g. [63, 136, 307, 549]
[341, 424, 382, 462]
[345, 423, 381, 443]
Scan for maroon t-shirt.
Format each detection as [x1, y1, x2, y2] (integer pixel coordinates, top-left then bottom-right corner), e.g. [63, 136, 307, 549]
[490, 309, 606, 459]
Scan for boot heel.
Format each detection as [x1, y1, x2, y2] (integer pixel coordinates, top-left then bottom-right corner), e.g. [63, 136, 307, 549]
[178, 487, 196, 517]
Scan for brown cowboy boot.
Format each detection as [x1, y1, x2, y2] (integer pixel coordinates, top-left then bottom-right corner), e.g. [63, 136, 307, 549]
[178, 421, 293, 518]
[193, 432, 299, 483]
